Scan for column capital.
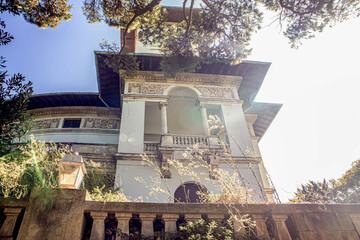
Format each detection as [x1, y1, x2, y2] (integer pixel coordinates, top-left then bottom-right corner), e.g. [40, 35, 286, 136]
[91, 211, 108, 219]
[139, 213, 157, 221]
[115, 212, 132, 220]
[159, 101, 168, 108]
[207, 213, 224, 221]
[3, 208, 22, 216]
[185, 214, 202, 221]
[272, 214, 288, 222]
[162, 213, 179, 221]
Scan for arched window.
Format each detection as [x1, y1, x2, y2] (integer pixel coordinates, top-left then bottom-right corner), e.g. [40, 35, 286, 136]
[167, 87, 204, 135]
[174, 183, 208, 203]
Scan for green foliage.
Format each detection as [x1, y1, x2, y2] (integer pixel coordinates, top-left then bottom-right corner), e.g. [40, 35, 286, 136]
[291, 159, 360, 203]
[83, 0, 360, 74]
[89, 186, 129, 202]
[0, 57, 33, 155]
[83, 160, 129, 202]
[170, 219, 234, 240]
[289, 179, 334, 204]
[332, 159, 360, 203]
[1, 0, 72, 29]
[99, 40, 139, 77]
[0, 138, 71, 199]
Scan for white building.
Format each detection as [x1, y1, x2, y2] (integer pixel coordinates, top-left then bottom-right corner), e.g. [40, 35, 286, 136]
[27, 7, 281, 203]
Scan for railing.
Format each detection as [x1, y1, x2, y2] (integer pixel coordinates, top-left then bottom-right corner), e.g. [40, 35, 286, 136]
[172, 135, 209, 146]
[144, 142, 159, 153]
[2, 190, 360, 240]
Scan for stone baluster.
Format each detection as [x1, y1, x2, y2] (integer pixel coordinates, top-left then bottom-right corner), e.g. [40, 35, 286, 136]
[115, 212, 132, 237]
[272, 214, 291, 240]
[159, 102, 168, 135]
[233, 216, 247, 237]
[208, 213, 224, 222]
[252, 214, 270, 239]
[163, 214, 179, 233]
[139, 213, 156, 236]
[350, 214, 360, 237]
[0, 208, 22, 238]
[90, 212, 107, 240]
[199, 104, 210, 136]
[185, 214, 202, 221]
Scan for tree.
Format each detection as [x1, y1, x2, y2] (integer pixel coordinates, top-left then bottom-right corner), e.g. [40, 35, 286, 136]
[332, 159, 360, 203]
[290, 159, 360, 203]
[83, 0, 360, 74]
[0, 57, 33, 155]
[0, 0, 72, 155]
[0, 0, 72, 29]
[289, 179, 334, 204]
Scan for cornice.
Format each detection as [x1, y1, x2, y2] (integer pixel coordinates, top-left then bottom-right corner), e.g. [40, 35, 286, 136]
[28, 106, 120, 118]
[123, 71, 242, 88]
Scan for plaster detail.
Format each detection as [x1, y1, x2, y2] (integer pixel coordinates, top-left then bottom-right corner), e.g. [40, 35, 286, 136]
[128, 83, 169, 94]
[83, 118, 120, 129]
[33, 118, 61, 129]
[125, 71, 242, 87]
[29, 107, 120, 118]
[196, 87, 234, 98]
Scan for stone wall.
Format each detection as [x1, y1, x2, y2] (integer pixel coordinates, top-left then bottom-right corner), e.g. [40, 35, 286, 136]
[1, 189, 360, 240]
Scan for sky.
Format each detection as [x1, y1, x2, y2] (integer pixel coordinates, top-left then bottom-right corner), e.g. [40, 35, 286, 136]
[2, 0, 360, 202]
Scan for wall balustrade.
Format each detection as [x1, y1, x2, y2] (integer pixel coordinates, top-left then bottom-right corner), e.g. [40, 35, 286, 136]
[1, 190, 360, 240]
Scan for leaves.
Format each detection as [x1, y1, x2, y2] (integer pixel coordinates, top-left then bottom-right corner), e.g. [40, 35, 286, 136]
[1, 0, 72, 29]
[83, 0, 360, 74]
[0, 57, 33, 155]
[290, 159, 360, 203]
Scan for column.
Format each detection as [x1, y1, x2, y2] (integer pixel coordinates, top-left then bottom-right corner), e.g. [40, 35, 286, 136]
[118, 100, 145, 153]
[162, 214, 178, 233]
[233, 217, 247, 237]
[350, 214, 360, 236]
[90, 212, 107, 240]
[159, 102, 168, 134]
[0, 208, 22, 238]
[252, 214, 270, 239]
[115, 212, 132, 237]
[139, 213, 156, 236]
[221, 102, 253, 157]
[272, 214, 291, 240]
[185, 213, 202, 221]
[247, 119, 274, 202]
[200, 104, 210, 136]
[208, 213, 224, 222]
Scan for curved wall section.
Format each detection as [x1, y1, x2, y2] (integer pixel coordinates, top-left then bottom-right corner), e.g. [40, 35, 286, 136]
[27, 106, 120, 145]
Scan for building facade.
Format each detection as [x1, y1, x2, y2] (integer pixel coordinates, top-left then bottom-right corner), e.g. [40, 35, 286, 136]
[27, 50, 281, 203]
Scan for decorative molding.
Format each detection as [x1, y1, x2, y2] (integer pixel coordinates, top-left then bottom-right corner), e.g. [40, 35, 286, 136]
[128, 83, 169, 95]
[33, 118, 61, 129]
[30, 128, 119, 134]
[124, 71, 242, 87]
[83, 118, 120, 129]
[29, 107, 120, 118]
[196, 87, 234, 98]
[198, 97, 243, 105]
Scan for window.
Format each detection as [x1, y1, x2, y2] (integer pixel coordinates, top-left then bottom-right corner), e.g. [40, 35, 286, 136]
[174, 183, 208, 203]
[62, 119, 81, 128]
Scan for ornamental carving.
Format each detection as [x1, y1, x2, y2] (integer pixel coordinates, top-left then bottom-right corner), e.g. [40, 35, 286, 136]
[33, 119, 61, 129]
[29, 108, 119, 117]
[128, 83, 169, 95]
[196, 87, 234, 98]
[83, 118, 120, 129]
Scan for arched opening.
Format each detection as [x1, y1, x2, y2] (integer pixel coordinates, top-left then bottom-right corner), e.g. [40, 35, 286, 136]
[167, 87, 204, 135]
[174, 182, 208, 203]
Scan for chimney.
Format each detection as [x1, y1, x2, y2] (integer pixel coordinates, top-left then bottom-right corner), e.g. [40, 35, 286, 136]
[121, 29, 137, 53]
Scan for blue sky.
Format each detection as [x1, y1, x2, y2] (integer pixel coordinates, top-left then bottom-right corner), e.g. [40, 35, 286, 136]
[2, 0, 360, 202]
